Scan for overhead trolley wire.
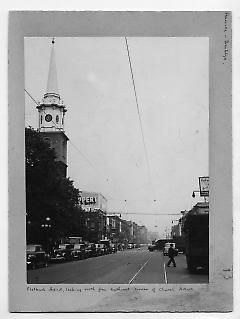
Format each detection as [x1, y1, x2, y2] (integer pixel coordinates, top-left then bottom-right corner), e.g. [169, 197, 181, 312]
[124, 37, 157, 201]
[68, 140, 96, 170]
[24, 89, 39, 106]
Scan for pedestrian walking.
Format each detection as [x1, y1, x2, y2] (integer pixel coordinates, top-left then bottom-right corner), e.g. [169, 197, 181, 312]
[167, 243, 176, 267]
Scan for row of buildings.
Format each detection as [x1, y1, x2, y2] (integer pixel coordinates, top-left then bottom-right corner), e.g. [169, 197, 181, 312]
[77, 191, 148, 245]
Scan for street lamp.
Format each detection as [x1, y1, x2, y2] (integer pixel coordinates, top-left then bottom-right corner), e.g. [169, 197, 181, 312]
[41, 217, 51, 227]
[41, 217, 52, 251]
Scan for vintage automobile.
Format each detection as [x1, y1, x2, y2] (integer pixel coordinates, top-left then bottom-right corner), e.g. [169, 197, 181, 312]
[49, 249, 65, 263]
[95, 243, 107, 256]
[163, 242, 178, 256]
[26, 244, 49, 270]
[72, 243, 87, 260]
[84, 243, 97, 258]
[99, 239, 113, 254]
[53, 244, 75, 262]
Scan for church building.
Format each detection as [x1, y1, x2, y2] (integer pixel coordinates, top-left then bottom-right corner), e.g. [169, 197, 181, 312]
[37, 39, 69, 177]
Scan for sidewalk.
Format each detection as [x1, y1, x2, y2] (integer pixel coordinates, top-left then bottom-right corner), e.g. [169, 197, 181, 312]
[164, 254, 209, 284]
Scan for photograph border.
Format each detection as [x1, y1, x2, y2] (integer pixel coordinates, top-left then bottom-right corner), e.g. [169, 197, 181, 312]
[9, 11, 232, 312]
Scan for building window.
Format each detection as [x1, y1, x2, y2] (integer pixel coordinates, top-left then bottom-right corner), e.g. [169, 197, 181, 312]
[56, 115, 59, 123]
[40, 115, 43, 124]
[62, 118, 64, 125]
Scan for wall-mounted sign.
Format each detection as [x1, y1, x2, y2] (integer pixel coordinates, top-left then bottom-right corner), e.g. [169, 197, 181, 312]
[79, 196, 97, 205]
[199, 176, 209, 197]
[79, 191, 107, 212]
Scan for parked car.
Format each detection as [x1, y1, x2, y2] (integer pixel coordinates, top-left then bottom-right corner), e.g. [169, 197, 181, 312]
[95, 243, 106, 256]
[163, 242, 178, 256]
[53, 244, 75, 261]
[94, 244, 102, 256]
[72, 243, 87, 260]
[99, 239, 112, 254]
[83, 242, 91, 258]
[26, 244, 49, 270]
[127, 243, 134, 249]
[49, 249, 65, 263]
[85, 243, 97, 258]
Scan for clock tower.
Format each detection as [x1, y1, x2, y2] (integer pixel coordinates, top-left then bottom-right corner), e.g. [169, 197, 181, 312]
[37, 39, 69, 177]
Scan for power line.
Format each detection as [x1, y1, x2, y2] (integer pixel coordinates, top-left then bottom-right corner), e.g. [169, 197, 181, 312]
[24, 89, 39, 106]
[124, 37, 156, 201]
[68, 140, 96, 170]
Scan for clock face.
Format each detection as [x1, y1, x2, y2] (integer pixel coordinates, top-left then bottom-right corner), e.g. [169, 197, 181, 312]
[45, 114, 52, 122]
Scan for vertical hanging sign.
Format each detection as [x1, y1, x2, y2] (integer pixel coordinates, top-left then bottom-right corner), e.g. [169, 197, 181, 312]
[199, 176, 209, 197]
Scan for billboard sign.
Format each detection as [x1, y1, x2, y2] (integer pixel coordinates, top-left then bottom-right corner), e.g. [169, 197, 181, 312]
[79, 191, 107, 212]
[199, 176, 209, 197]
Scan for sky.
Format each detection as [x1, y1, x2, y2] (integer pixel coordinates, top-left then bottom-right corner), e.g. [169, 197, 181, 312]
[24, 37, 209, 237]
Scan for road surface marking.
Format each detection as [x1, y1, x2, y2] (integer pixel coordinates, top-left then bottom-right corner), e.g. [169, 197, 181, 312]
[128, 255, 152, 284]
[163, 256, 168, 284]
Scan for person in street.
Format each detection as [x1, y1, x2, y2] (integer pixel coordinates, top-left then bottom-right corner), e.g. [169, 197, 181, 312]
[167, 243, 176, 267]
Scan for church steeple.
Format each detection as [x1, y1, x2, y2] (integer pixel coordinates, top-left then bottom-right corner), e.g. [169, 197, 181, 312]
[37, 38, 69, 178]
[37, 38, 67, 133]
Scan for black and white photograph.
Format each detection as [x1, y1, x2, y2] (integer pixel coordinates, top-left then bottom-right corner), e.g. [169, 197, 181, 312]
[8, 11, 232, 312]
[24, 36, 209, 285]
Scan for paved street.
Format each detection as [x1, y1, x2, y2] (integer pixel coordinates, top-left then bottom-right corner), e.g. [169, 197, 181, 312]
[27, 247, 208, 284]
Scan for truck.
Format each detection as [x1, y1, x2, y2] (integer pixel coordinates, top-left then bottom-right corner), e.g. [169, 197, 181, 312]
[172, 235, 186, 253]
[154, 239, 174, 251]
[182, 202, 209, 273]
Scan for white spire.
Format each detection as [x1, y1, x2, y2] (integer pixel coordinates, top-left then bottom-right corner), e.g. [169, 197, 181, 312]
[46, 38, 59, 95]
